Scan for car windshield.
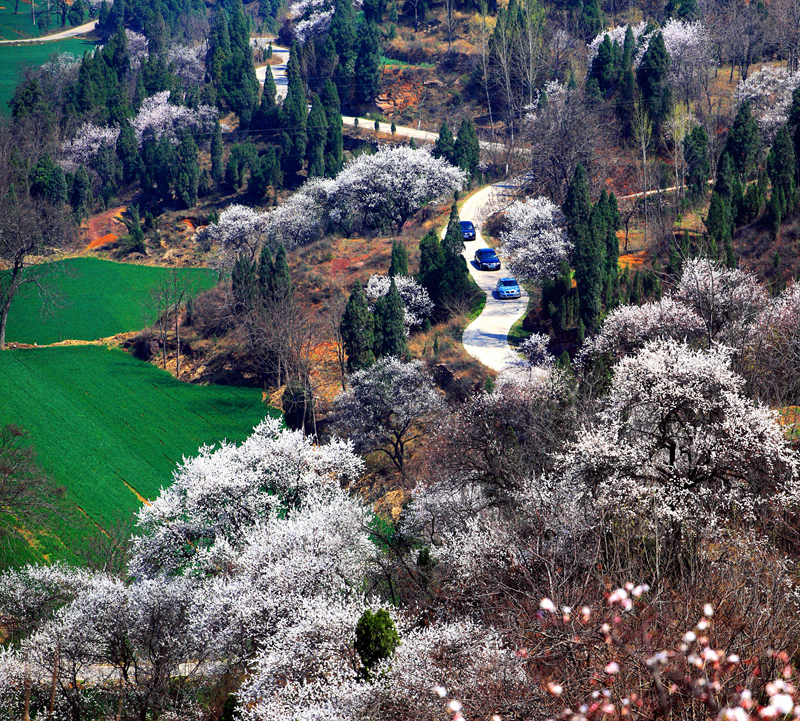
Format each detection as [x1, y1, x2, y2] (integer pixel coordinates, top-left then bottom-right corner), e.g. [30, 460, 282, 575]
[499, 279, 517, 287]
[461, 222, 474, 230]
[479, 249, 497, 258]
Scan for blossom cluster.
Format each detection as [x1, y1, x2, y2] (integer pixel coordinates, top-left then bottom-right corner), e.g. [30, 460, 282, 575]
[167, 42, 207, 85]
[365, 274, 434, 329]
[734, 65, 800, 141]
[130, 90, 217, 144]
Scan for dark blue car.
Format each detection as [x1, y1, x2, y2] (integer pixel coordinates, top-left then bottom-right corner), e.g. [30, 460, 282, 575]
[460, 220, 476, 241]
[474, 247, 501, 270]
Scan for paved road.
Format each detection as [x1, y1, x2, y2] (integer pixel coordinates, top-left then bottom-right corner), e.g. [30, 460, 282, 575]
[0, 18, 97, 44]
[254, 40, 289, 100]
[446, 185, 529, 373]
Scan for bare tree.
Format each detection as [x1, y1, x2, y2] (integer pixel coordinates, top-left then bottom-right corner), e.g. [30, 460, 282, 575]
[633, 101, 653, 245]
[0, 126, 74, 350]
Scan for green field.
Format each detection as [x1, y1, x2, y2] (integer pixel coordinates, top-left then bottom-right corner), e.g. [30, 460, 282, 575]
[0, 35, 95, 114]
[6, 257, 218, 345]
[0, 345, 278, 565]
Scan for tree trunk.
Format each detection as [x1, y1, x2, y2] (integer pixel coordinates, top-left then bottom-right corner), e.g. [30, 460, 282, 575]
[174, 306, 180, 379]
[47, 648, 59, 720]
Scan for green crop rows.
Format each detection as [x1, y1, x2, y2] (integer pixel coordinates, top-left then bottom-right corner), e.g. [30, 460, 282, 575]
[5, 257, 218, 345]
[0, 346, 279, 565]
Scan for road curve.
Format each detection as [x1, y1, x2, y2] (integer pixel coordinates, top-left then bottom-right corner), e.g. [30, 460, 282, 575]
[254, 40, 289, 100]
[0, 19, 97, 44]
[452, 185, 530, 373]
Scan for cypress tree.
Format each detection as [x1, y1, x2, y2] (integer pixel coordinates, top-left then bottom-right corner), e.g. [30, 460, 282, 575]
[306, 101, 329, 177]
[211, 121, 224, 187]
[388, 240, 409, 276]
[258, 245, 273, 302]
[380, 278, 408, 357]
[232, 255, 257, 315]
[354, 20, 381, 106]
[452, 118, 480, 178]
[341, 282, 376, 372]
[330, 0, 357, 103]
[176, 130, 200, 208]
[418, 229, 444, 303]
[271, 245, 293, 301]
[636, 31, 672, 140]
[433, 122, 455, 161]
[705, 191, 732, 256]
[116, 121, 140, 183]
[281, 44, 308, 178]
[767, 124, 797, 206]
[590, 35, 616, 93]
[320, 79, 344, 176]
[442, 201, 464, 258]
[724, 102, 761, 180]
[684, 125, 710, 199]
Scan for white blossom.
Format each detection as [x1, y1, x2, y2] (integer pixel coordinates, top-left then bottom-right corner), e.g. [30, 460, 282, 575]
[365, 274, 434, 329]
[131, 91, 217, 144]
[734, 65, 800, 141]
[167, 42, 208, 85]
[498, 196, 572, 282]
[60, 123, 121, 172]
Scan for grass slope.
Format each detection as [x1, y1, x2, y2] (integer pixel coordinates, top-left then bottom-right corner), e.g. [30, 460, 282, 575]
[0, 345, 278, 564]
[0, 37, 95, 114]
[6, 257, 218, 345]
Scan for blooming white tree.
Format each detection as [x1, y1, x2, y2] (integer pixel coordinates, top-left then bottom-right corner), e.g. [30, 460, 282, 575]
[365, 274, 434, 329]
[675, 257, 768, 349]
[498, 196, 571, 282]
[329, 146, 467, 233]
[577, 296, 706, 367]
[60, 123, 121, 171]
[130, 91, 217, 144]
[734, 65, 800, 140]
[167, 42, 208, 85]
[566, 338, 798, 539]
[288, 0, 362, 43]
[332, 357, 444, 479]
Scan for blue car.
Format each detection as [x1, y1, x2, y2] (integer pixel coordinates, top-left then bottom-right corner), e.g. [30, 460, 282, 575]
[496, 277, 521, 299]
[474, 247, 501, 270]
[460, 220, 476, 241]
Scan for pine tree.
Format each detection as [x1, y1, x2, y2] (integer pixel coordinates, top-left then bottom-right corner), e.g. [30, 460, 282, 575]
[232, 255, 257, 315]
[388, 240, 409, 276]
[176, 130, 200, 208]
[341, 282, 376, 372]
[330, 0, 357, 104]
[258, 245, 273, 302]
[590, 35, 616, 94]
[705, 191, 733, 255]
[71, 164, 92, 218]
[271, 245, 293, 301]
[442, 201, 465, 258]
[281, 44, 308, 178]
[433, 122, 455, 161]
[418, 229, 444, 304]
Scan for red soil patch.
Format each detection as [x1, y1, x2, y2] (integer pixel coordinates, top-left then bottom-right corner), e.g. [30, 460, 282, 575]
[619, 252, 646, 269]
[330, 254, 370, 273]
[182, 219, 195, 230]
[87, 233, 117, 250]
[85, 205, 126, 250]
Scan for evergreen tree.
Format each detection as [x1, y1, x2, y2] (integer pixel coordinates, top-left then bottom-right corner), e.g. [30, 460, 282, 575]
[232, 255, 257, 315]
[684, 125, 710, 199]
[281, 44, 308, 177]
[355, 609, 399, 681]
[590, 34, 616, 94]
[354, 19, 381, 105]
[320, 79, 344, 176]
[271, 245, 293, 301]
[788, 85, 800, 161]
[388, 240, 409, 276]
[211, 121, 224, 187]
[258, 245, 273, 302]
[306, 101, 329, 178]
[636, 31, 672, 141]
[379, 278, 407, 357]
[116, 121, 140, 184]
[341, 282, 376, 372]
[724, 102, 761, 180]
[441, 201, 464, 258]
[714, 152, 736, 202]
[579, 0, 604, 40]
[330, 0, 357, 104]
[433, 122, 455, 161]
[767, 124, 797, 208]
[705, 191, 733, 256]
[253, 66, 279, 133]
[418, 229, 444, 304]
[452, 118, 480, 179]
[176, 130, 200, 208]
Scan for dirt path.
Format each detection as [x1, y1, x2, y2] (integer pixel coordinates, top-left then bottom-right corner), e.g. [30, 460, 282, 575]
[254, 39, 289, 100]
[85, 205, 126, 250]
[0, 18, 97, 44]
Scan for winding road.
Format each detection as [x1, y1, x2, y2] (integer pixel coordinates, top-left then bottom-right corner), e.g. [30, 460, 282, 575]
[454, 186, 530, 372]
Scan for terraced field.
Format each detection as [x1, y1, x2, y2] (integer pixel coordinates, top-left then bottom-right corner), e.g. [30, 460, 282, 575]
[0, 346, 278, 565]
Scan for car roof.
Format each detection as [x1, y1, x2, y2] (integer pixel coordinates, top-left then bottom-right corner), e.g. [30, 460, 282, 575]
[477, 248, 497, 255]
[460, 220, 474, 227]
[499, 277, 517, 283]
